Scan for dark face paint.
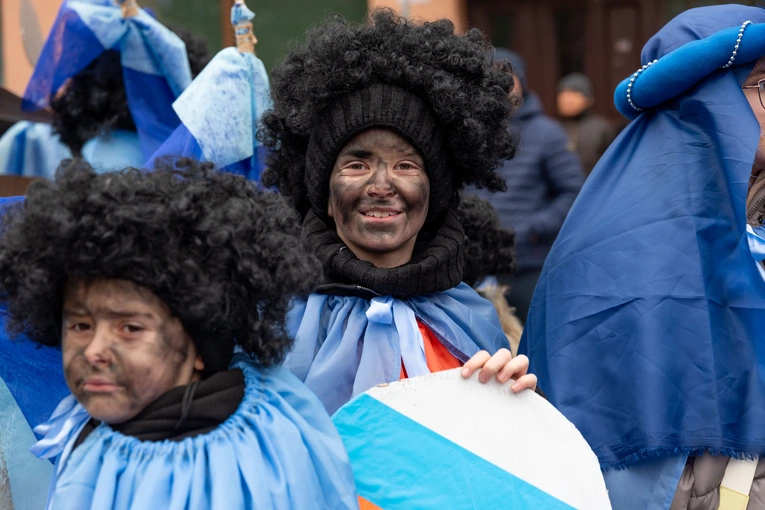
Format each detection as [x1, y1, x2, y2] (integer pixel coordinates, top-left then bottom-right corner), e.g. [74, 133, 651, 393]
[328, 129, 430, 268]
[61, 279, 203, 424]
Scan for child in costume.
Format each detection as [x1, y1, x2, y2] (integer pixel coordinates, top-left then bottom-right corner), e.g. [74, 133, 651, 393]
[260, 10, 537, 416]
[521, 5, 765, 508]
[0, 159, 358, 509]
[0, 0, 209, 178]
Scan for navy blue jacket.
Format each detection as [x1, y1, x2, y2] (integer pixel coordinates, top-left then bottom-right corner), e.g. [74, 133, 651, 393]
[477, 93, 584, 271]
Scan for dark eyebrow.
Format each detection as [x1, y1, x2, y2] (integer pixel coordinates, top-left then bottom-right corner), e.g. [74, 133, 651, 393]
[61, 307, 88, 318]
[399, 148, 420, 158]
[62, 307, 157, 321]
[341, 149, 374, 159]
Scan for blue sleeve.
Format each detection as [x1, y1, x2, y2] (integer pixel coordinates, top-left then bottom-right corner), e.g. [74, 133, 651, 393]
[522, 121, 584, 243]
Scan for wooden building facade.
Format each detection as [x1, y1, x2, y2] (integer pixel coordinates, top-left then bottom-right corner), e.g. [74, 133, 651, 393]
[467, 0, 760, 122]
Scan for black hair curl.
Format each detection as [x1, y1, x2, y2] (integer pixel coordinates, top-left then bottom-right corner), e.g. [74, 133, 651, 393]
[0, 158, 322, 373]
[259, 9, 518, 211]
[51, 30, 210, 156]
[456, 193, 515, 287]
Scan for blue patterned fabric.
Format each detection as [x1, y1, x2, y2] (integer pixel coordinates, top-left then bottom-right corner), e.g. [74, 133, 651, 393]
[22, 0, 191, 159]
[30, 356, 359, 510]
[148, 11, 271, 181]
[285, 283, 510, 415]
[521, 5, 765, 471]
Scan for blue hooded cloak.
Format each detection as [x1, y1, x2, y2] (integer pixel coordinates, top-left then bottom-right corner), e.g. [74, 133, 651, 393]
[520, 6, 765, 503]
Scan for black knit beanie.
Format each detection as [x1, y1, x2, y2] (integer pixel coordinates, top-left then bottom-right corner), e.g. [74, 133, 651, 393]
[305, 83, 452, 221]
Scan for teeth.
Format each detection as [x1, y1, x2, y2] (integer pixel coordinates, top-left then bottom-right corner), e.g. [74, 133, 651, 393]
[364, 211, 398, 218]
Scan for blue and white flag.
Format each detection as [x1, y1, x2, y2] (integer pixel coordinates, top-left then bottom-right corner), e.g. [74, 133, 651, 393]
[148, 1, 271, 181]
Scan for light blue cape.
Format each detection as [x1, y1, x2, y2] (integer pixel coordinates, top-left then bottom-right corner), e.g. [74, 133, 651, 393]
[30, 356, 359, 510]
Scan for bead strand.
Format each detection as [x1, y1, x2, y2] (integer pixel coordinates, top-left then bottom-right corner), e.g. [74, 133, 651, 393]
[721, 20, 752, 69]
[626, 59, 658, 112]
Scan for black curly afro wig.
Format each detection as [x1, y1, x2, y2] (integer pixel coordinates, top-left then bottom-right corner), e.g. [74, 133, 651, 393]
[51, 29, 210, 156]
[456, 193, 515, 287]
[259, 9, 518, 216]
[0, 158, 322, 374]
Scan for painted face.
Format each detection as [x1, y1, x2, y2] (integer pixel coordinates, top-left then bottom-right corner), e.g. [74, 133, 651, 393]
[744, 56, 765, 174]
[61, 279, 204, 424]
[328, 128, 430, 268]
[556, 90, 593, 118]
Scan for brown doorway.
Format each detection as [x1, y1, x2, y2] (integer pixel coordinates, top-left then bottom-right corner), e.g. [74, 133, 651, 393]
[469, 0, 660, 125]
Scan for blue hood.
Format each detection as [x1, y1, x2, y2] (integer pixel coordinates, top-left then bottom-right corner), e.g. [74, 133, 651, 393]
[521, 4, 765, 469]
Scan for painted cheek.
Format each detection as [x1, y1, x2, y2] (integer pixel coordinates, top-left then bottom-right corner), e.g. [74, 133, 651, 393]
[329, 179, 363, 226]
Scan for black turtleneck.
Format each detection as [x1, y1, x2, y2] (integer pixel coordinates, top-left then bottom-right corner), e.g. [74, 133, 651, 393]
[302, 209, 465, 297]
[73, 368, 245, 449]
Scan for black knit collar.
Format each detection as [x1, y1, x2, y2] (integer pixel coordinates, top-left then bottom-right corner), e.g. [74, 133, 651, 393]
[302, 210, 465, 297]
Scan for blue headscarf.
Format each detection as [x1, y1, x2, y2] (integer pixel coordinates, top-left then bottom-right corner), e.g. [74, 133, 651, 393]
[147, 0, 270, 180]
[22, 0, 191, 159]
[521, 4, 765, 470]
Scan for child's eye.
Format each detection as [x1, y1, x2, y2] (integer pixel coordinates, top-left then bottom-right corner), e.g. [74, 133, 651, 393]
[122, 324, 144, 334]
[71, 323, 91, 332]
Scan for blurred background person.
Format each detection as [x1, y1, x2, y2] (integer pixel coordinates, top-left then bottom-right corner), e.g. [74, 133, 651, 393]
[557, 72, 615, 177]
[477, 49, 584, 324]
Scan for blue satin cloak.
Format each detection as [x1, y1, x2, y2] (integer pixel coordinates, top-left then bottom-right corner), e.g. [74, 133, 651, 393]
[521, 5, 765, 473]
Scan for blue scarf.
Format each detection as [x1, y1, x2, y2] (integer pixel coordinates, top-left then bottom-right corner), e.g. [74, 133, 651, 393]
[285, 283, 510, 415]
[521, 5, 765, 470]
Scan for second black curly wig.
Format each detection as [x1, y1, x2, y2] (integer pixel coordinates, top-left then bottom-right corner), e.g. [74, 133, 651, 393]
[0, 158, 322, 373]
[259, 9, 518, 214]
[456, 193, 515, 287]
[51, 29, 210, 156]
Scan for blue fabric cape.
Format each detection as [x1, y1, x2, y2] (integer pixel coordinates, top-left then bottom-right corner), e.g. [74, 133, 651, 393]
[521, 4, 765, 471]
[22, 0, 191, 160]
[284, 283, 510, 415]
[30, 356, 358, 510]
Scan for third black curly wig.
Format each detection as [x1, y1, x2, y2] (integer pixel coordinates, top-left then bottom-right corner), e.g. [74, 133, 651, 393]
[0, 158, 321, 373]
[51, 29, 210, 156]
[456, 193, 515, 287]
[259, 9, 519, 215]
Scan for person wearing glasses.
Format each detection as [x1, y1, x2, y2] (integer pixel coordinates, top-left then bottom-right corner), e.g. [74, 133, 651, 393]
[743, 63, 765, 257]
[520, 5, 765, 509]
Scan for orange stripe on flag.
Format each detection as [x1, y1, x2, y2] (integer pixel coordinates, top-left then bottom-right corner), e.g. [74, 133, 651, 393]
[359, 496, 382, 509]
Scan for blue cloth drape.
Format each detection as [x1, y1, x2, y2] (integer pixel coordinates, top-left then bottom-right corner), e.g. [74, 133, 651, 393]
[285, 283, 510, 415]
[521, 5, 765, 470]
[148, 47, 271, 181]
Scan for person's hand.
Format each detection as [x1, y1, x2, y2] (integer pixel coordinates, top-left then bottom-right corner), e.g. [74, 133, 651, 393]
[460, 349, 537, 392]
